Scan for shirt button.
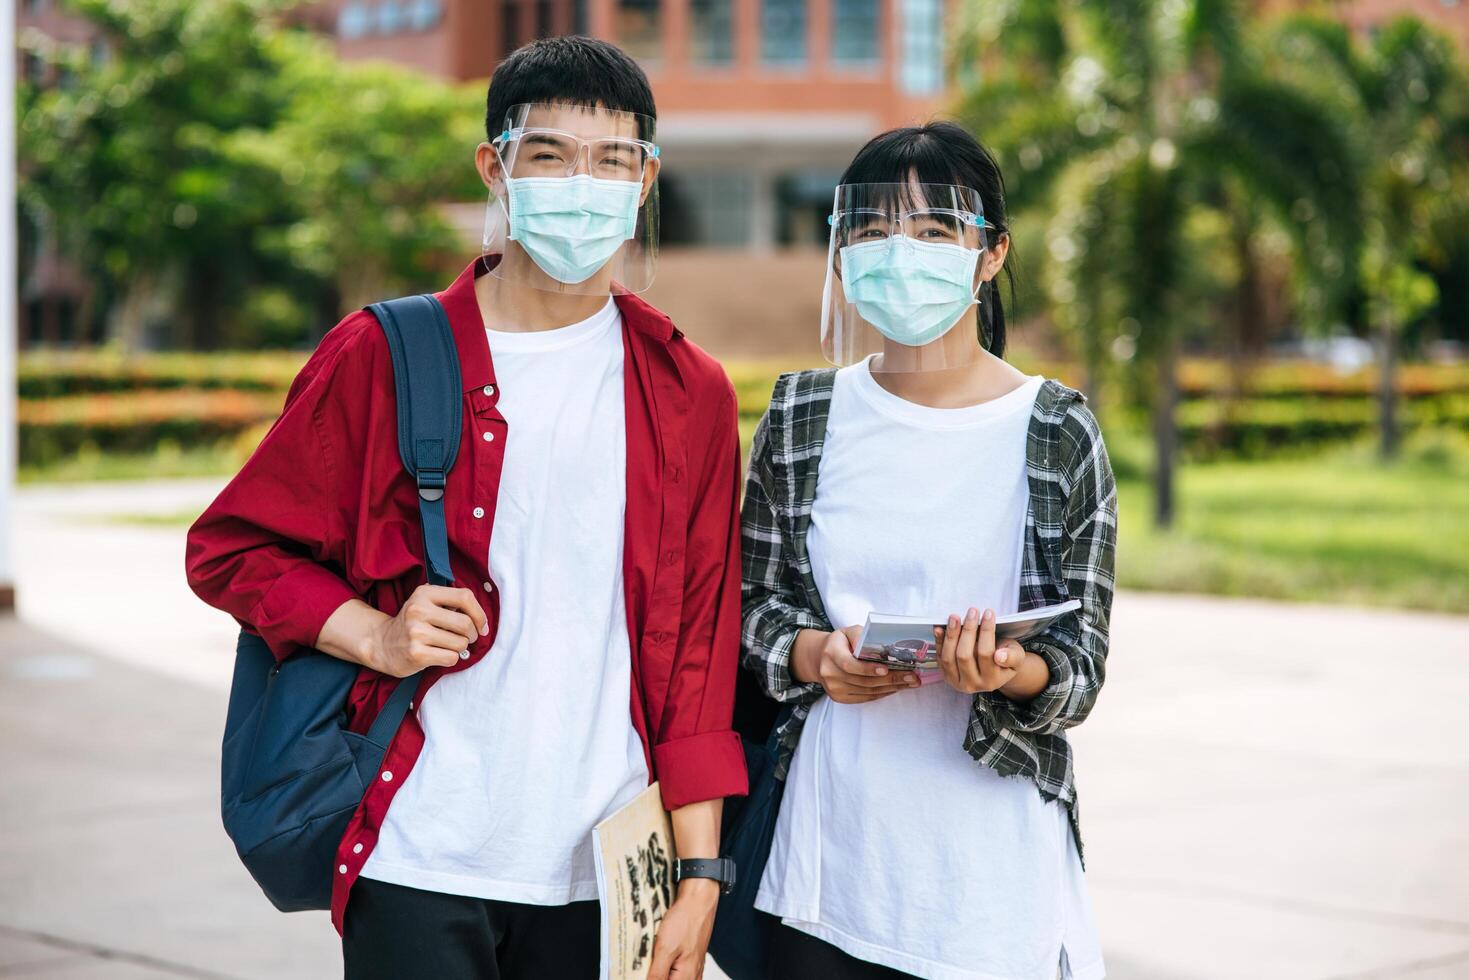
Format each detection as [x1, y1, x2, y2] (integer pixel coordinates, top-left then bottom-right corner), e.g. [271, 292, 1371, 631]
[482, 431, 494, 442]
[353, 843, 363, 854]
[482, 384, 495, 397]
[473, 507, 485, 519]
[381, 771, 393, 782]
[338, 864, 347, 874]
[482, 581, 494, 592]
[459, 650, 470, 660]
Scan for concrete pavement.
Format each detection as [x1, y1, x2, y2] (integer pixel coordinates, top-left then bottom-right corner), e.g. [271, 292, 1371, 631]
[3, 478, 1468, 978]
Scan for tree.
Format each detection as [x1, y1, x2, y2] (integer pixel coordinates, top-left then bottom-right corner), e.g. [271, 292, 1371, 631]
[952, 0, 1361, 527]
[17, 0, 483, 349]
[1266, 16, 1468, 458]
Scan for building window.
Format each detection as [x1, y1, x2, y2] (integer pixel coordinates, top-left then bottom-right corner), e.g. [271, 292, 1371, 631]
[407, 0, 443, 30]
[832, 0, 879, 65]
[338, 1, 372, 38]
[617, 0, 662, 61]
[679, 170, 754, 245]
[22, 51, 46, 85]
[378, 0, 408, 33]
[762, 0, 806, 65]
[899, 0, 943, 94]
[690, 0, 734, 65]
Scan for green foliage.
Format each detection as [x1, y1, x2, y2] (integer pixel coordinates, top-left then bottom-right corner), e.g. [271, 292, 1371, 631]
[1115, 430, 1469, 612]
[16, 0, 484, 349]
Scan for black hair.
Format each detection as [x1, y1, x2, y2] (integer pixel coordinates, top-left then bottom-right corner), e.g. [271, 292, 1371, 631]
[838, 122, 1014, 357]
[485, 36, 657, 143]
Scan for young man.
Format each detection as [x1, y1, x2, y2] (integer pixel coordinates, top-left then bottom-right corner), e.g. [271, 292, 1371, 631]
[186, 37, 746, 979]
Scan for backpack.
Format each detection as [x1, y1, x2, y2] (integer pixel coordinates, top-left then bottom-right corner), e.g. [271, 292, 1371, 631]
[218, 294, 461, 911]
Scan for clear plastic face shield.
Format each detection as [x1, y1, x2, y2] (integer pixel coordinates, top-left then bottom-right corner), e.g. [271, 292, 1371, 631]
[482, 102, 660, 296]
[821, 182, 1003, 373]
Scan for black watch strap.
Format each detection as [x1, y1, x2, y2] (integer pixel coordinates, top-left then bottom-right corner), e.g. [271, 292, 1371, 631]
[673, 857, 737, 895]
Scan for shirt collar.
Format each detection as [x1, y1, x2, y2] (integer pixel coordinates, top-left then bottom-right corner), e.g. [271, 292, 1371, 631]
[435, 257, 681, 392]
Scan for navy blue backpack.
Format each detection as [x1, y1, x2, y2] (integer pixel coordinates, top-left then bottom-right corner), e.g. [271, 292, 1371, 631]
[708, 668, 796, 980]
[219, 294, 462, 912]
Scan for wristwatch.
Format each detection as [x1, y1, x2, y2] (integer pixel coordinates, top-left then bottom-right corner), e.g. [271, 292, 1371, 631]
[673, 857, 737, 895]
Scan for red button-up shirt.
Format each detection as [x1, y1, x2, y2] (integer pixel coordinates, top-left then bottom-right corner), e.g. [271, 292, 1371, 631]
[185, 258, 748, 933]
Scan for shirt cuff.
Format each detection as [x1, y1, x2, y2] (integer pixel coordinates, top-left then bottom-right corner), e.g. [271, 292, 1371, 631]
[653, 730, 750, 809]
[252, 563, 361, 661]
[979, 636, 1075, 734]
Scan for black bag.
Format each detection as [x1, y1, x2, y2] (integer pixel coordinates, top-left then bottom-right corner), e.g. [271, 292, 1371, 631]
[708, 666, 795, 980]
[219, 294, 462, 911]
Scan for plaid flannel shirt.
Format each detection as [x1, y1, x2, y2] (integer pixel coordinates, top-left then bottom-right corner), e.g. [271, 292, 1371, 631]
[739, 369, 1117, 859]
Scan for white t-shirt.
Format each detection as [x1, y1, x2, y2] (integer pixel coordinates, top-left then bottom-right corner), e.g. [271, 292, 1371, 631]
[755, 361, 1105, 980]
[361, 298, 650, 905]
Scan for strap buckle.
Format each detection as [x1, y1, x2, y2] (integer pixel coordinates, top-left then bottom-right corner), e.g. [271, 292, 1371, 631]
[417, 468, 446, 502]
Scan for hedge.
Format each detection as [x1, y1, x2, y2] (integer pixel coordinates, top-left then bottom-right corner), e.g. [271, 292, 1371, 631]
[17, 352, 1469, 470]
[19, 389, 283, 464]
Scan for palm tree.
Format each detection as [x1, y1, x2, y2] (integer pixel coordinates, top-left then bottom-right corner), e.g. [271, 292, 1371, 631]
[952, 0, 1361, 527]
[1266, 16, 1468, 459]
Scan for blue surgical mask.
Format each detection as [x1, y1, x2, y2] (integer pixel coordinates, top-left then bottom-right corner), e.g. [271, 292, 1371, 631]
[506, 174, 642, 284]
[839, 237, 981, 346]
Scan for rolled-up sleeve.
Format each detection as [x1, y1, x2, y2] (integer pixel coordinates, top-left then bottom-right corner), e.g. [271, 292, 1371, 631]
[184, 318, 369, 661]
[980, 403, 1117, 734]
[654, 383, 750, 809]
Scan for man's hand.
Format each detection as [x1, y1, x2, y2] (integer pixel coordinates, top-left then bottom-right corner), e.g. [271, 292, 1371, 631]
[368, 584, 488, 676]
[792, 626, 919, 703]
[316, 584, 488, 676]
[648, 878, 719, 980]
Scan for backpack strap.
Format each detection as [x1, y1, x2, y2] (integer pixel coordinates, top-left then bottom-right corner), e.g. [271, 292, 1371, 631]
[367, 294, 463, 589]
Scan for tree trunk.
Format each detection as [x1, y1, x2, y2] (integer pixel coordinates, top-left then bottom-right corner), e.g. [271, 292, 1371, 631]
[1377, 315, 1399, 459]
[107, 276, 155, 353]
[1152, 330, 1179, 529]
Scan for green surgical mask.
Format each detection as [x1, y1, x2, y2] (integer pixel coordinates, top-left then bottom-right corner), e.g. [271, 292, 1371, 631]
[506, 174, 641, 284]
[840, 236, 981, 346]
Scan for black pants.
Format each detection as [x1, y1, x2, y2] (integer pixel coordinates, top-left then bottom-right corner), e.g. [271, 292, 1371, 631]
[769, 923, 919, 980]
[342, 877, 601, 979]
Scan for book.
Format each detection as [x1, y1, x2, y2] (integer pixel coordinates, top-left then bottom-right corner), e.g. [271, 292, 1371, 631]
[853, 599, 1082, 670]
[592, 781, 676, 980]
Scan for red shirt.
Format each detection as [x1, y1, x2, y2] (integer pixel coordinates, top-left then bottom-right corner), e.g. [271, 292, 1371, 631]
[185, 258, 748, 933]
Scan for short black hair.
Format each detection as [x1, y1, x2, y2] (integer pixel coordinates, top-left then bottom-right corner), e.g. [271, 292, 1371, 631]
[485, 36, 657, 143]
[838, 122, 1015, 357]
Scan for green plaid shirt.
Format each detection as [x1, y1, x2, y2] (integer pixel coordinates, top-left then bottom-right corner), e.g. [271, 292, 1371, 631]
[739, 369, 1118, 859]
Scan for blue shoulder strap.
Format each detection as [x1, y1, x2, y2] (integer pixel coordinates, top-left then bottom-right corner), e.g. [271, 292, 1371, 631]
[366, 294, 462, 589]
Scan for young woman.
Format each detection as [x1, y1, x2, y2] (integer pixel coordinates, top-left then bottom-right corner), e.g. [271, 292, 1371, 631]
[740, 123, 1116, 980]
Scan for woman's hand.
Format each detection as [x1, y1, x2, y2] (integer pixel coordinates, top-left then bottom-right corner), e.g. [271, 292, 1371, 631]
[792, 626, 920, 703]
[937, 607, 1034, 695]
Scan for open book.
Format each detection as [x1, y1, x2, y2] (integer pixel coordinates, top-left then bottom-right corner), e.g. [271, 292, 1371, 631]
[854, 599, 1082, 670]
[592, 782, 676, 980]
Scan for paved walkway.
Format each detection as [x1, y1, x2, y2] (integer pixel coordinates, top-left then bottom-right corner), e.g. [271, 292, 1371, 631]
[4, 479, 1468, 978]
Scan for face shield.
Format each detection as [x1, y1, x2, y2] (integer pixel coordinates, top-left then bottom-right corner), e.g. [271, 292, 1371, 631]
[821, 182, 1001, 373]
[482, 102, 660, 296]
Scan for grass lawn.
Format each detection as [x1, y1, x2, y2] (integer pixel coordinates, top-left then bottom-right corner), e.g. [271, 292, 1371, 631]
[1114, 433, 1469, 613]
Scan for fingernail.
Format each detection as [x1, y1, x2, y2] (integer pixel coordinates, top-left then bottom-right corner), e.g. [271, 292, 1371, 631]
[984, 609, 995, 624]
[876, 667, 887, 676]
[480, 623, 489, 635]
[995, 651, 1007, 665]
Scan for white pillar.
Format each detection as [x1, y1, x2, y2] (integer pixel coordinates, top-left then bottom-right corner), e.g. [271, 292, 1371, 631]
[748, 168, 777, 253]
[1, 0, 18, 610]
